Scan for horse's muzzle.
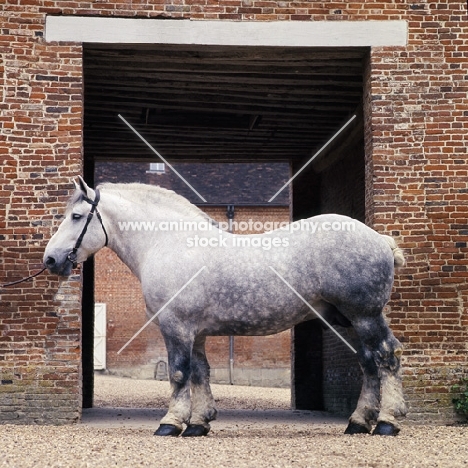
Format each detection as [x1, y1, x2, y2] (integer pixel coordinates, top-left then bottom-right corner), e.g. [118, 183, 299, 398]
[43, 253, 74, 276]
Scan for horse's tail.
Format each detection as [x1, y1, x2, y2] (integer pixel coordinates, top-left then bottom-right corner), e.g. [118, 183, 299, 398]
[381, 235, 405, 268]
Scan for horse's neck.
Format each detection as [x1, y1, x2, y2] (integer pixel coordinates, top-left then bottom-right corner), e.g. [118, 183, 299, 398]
[99, 191, 204, 279]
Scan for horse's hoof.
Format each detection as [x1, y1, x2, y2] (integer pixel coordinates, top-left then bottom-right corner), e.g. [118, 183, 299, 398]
[372, 421, 400, 436]
[154, 424, 182, 436]
[181, 424, 210, 437]
[344, 422, 371, 435]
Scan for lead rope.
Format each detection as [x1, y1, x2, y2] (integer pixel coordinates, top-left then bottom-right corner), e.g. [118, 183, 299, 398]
[1, 267, 47, 289]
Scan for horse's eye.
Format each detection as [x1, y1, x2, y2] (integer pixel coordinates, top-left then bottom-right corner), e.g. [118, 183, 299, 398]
[72, 213, 82, 220]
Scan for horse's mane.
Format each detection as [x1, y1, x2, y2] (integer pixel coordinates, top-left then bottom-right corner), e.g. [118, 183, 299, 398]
[97, 182, 216, 223]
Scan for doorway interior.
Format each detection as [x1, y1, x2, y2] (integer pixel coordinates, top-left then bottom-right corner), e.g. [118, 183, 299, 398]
[81, 43, 367, 413]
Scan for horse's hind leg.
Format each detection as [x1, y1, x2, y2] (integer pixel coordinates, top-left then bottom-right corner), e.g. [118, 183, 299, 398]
[182, 336, 217, 437]
[154, 331, 193, 437]
[345, 346, 380, 434]
[373, 333, 407, 436]
[347, 314, 407, 436]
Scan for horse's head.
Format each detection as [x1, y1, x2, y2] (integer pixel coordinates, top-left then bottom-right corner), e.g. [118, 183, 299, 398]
[43, 176, 108, 276]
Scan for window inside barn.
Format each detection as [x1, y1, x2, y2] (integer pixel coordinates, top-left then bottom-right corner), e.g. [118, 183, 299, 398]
[146, 162, 166, 174]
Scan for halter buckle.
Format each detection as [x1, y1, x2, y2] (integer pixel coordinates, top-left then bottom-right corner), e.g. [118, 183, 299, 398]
[67, 252, 78, 268]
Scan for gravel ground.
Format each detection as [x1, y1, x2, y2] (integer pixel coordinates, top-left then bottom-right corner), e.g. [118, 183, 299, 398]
[1, 375, 468, 468]
[93, 374, 291, 410]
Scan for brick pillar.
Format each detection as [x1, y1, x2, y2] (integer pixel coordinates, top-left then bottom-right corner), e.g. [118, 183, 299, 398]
[366, 10, 468, 421]
[0, 11, 84, 423]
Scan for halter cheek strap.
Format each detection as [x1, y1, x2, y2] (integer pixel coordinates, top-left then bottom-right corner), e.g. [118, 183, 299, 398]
[67, 188, 108, 268]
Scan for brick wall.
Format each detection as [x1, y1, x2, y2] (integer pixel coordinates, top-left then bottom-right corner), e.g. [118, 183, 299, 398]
[0, 6, 83, 423]
[95, 206, 292, 386]
[1, 1, 467, 423]
[95, 161, 290, 206]
[365, 20, 468, 422]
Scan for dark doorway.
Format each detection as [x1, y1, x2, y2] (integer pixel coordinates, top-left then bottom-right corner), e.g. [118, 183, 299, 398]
[291, 115, 365, 412]
[82, 160, 95, 408]
[292, 320, 324, 410]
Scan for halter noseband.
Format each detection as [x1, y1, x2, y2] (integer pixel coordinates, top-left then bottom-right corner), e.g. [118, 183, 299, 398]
[67, 188, 108, 268]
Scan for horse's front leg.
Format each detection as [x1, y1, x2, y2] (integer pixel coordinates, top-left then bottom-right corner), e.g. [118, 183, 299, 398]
[154, 331, 193, 437]
[182, 335, 217, 437]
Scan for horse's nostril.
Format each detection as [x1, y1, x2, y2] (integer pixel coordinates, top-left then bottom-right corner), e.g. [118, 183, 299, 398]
[45, 256, 56, 267]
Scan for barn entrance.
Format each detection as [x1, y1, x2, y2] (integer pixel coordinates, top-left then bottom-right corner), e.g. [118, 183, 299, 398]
[81, 43, 366, 412]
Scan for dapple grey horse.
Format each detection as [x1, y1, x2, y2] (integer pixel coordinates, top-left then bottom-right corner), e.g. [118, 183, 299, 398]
[43, 177, 407, 437]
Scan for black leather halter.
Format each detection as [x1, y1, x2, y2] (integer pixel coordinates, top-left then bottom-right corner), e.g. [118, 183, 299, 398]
[67, 188, 108, 268]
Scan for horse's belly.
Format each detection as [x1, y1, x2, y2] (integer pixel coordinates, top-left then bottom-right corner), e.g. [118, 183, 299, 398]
[202, 320, 297, 336]
[198, 300, 329, 336]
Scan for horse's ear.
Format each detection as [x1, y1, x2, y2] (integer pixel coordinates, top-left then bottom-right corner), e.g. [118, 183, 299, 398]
[74, 176, 94, 199]
[74, 175, 92, 196]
